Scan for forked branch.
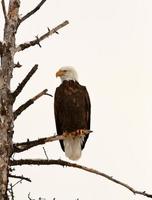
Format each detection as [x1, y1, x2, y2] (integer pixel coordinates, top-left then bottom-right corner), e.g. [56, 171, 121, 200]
[10, 159, 152, 199]
[16, 20, 69, 52]
[19, 0, 46, 25]
[13, 89, 49, 120]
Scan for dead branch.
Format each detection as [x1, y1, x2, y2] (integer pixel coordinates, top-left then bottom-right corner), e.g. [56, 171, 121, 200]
[15, 20, 69, 52]
[13, 135, 65, 153]
[13, 89, 48, 120]
[10, 159, 152, 199]
[1, 0, 8, 22]
[12, 64, 38, 102]
[9, 174, 31, 182]
[19, 0, 46, 25]
[13, 130, 92, 153]
[11, 179, 24, 188]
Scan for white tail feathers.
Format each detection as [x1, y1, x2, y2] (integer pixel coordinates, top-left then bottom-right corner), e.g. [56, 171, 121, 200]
[63, 136, 84, 160]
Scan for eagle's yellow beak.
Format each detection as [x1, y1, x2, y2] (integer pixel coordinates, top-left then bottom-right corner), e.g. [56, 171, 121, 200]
[56, 70, 65, 77]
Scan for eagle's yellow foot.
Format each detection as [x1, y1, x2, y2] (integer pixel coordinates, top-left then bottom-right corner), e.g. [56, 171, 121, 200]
[76, 129, 93, 136]
[76, 129, 85, 136]
[63, 129, 92, 138]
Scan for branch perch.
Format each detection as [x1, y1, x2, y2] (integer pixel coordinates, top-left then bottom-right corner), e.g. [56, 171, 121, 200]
[13, 130, 92, 153]
[14, 135, 64, 153]
[16, 20, 69, 52]
[19, 0, 46, 25]
[13, 89, 48, 120]
[12, 64, 38, 102]
[10, 159, 152, 199]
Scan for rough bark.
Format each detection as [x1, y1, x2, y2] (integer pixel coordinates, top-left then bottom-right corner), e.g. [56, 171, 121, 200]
[0, 0, 20, 199]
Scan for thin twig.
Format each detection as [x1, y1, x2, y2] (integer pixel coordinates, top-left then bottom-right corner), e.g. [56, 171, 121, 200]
[10, 159, 152, 199]
[28, 193, 35, 200]
[1, 0, 8, 22]
[12, 64, 38, 102]
[13, 130, 92, 153]
[19, 0, 46, 25]
[11, 179, 23, 188]
[16, 20, 69, 52]
[42, 147, 49, 160]
[8, 184, 14, 200]
[9, 174, 31, 182]
[45, 92, 53, 97]
[13, 89, 48, 120]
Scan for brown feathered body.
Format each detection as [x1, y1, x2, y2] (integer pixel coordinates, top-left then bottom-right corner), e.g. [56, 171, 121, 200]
[54, 80, 91, 160]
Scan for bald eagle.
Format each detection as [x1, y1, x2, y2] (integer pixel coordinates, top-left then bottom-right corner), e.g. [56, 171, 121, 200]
[54, 67, 91, 160]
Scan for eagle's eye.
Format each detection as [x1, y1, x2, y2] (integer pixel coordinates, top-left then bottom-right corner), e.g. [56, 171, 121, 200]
[63, 70, 67, 72]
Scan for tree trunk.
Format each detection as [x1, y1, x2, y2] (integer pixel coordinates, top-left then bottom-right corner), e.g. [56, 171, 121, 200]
[0, 0, 20, 199]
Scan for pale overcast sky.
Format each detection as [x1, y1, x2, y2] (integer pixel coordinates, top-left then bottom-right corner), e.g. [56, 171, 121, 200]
[2, 0, 152, 199]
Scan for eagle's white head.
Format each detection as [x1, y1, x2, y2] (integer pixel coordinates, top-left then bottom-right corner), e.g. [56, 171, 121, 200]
[56, 66, 78, 82]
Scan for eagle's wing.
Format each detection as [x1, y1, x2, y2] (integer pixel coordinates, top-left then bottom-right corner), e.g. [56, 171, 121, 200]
[54, 87, 65, 151]
[54, 84, 91, 151]
[81, 86, 91, 149]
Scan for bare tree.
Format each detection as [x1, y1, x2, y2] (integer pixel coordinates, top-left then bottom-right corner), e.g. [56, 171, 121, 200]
[0, 0, 151, 199]
[0, 0, 68, 199]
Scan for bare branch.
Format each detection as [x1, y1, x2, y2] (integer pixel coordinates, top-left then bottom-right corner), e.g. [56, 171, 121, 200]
[1, 0, 8, 22]
[13, 89, 48, 120]
[13, 130, 92, 153]
[12, 64, 38, 102]
[16, 20, 69, 52]
[10, 159, 152, 199]
[9, 174, 31, 182]
[13, 135, 64, 153]
[11, 179, 23, 188]
[19, 0, 46, 25]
